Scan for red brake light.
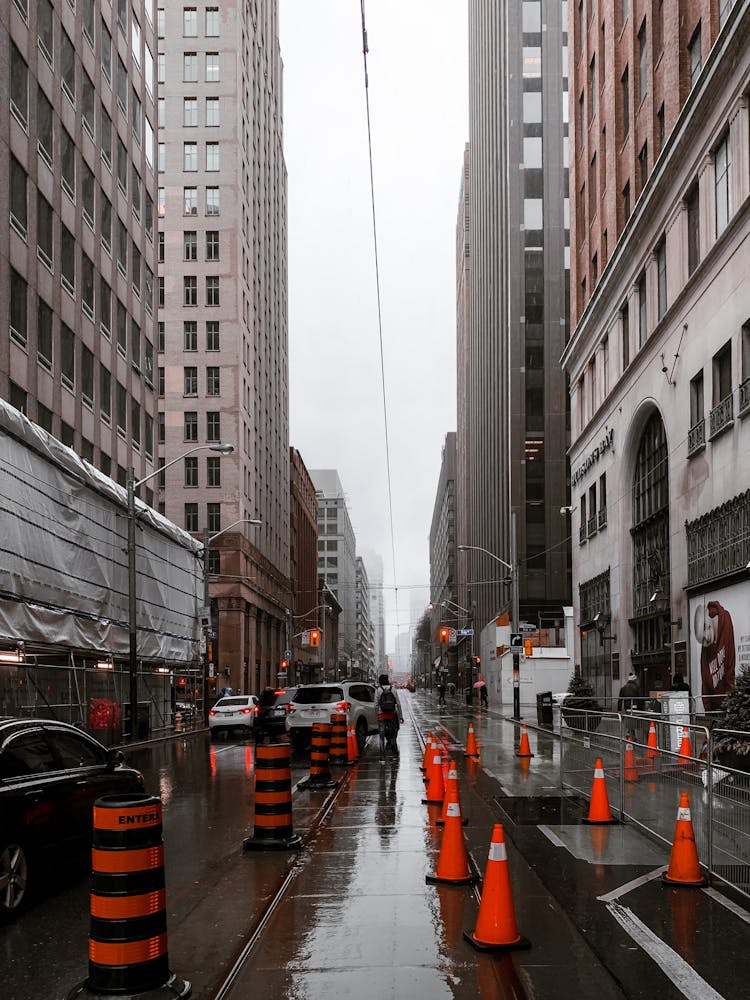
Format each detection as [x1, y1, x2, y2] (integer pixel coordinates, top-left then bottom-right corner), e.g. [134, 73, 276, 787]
[335, 700, 350, 712]
[209, 710, 216, 717]
[240, 707, 253, 715]
[274, 689, 286, 695]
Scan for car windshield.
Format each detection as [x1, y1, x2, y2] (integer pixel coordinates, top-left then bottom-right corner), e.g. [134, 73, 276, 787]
[293, 687, 344, 705]
[217, 697, 253, 707]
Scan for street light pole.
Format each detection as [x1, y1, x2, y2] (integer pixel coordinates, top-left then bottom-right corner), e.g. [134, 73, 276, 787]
[457, 516, 520, 719]
[126, 443, 233, 740]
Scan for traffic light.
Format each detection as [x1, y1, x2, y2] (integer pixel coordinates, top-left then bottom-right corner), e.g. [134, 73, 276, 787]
[524, 639, 533, 657]
[280, 659, 289, 670]
[439, 627, 450, 645]
[310, 628, 321, 648]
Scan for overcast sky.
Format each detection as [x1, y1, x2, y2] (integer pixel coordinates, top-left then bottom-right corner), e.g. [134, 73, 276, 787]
[280, 1, 469, 654]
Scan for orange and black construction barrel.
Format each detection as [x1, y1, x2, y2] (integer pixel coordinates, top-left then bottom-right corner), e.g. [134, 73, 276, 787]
[328, 712, 348, 766]
[69, 792, 190, 998]
[299, 722, 337, 789]
[243, 742, 302, 851]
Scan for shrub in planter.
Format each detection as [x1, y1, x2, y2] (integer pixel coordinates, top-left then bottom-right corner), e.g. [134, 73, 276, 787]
[713, 670, 750, 771]
[561, 674, 602, 732]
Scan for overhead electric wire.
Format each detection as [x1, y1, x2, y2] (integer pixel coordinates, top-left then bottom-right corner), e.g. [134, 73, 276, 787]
[358, 1, 402, 641]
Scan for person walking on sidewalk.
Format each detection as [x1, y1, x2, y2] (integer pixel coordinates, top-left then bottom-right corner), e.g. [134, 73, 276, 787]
[376, 673, 403, 763]
[438, 681, 447, 706]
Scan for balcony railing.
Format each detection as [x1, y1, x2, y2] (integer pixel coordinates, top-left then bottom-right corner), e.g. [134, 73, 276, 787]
[587, 516, 598, 538]
[579, 523, 587, 544]
[597, 507, 607, 529]
[739, 377, 750, 417]
[687, 419, 706, 455]
[709, 394, 734, 439]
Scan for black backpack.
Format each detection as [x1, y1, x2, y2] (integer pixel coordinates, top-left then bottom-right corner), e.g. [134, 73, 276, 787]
[379, 686, 396, 713]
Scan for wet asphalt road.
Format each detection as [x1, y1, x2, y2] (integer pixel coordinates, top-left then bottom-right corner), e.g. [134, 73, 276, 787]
[2, 691, 749, 999]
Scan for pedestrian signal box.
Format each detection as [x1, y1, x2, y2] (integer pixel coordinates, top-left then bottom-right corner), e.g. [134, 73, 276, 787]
[439, 627, 450, 645]
[309, 628, 321, 648]
[524, 639, 533, 657]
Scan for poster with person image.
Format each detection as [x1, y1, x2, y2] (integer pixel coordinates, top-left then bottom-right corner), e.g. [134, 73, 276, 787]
[689, 584, 750, 713]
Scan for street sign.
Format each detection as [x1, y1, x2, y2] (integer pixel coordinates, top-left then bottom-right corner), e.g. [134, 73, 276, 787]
[510, 632, 523, 650]
[456, 628, 474, 636]
[519, 622, 536, 633]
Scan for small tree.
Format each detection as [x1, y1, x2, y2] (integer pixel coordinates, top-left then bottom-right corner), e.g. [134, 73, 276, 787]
[563, 671, 601, 731]
[715, 670, 750, 760]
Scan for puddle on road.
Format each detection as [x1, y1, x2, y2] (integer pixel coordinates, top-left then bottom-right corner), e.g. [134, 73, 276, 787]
[495, 794, 587, 825]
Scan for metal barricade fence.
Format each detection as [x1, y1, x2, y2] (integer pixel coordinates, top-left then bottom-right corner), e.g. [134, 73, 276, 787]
[560, 709, 750, 901]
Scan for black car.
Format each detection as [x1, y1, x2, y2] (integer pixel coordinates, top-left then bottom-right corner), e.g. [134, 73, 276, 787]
[254, 686, 299, 742]
[0, 718, 145, 917]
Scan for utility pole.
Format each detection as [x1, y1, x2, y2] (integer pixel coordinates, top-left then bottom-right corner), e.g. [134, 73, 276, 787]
[126, 468, 138, 739]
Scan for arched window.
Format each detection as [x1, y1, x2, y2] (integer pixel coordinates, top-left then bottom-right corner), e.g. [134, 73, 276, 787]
[632, 412, 670, 659]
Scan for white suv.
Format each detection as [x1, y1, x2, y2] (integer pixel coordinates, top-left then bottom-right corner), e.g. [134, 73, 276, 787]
[286, 682, 379, 751]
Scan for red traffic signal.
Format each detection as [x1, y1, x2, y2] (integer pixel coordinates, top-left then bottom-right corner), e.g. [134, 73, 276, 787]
[439, 627, 450, 645]
[309, 628, 321, 648]
[280, 659, 289, 669]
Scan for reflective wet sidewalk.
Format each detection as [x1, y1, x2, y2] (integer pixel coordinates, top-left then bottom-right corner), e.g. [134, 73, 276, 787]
[221, 714, 625, 1000]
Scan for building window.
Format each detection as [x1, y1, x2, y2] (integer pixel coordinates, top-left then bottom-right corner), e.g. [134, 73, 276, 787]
[62, 32, 76, 106]
[206, 231, 220, 261]
[39, 2, 54, 67]
[158, 366, 165, 396]
[689, 371, 705, 453]
[656, 239, 667, 321]
[10, 158, 27, 239]
[184, 231, 198, 261]
[37, 192, 53, 268]
[185, 410, 198, 441]
[206, 276, 220, 306]
[623, 180, 631, 224]
[37, 297, 53, 370]
[621, 301, 630, 370]
[206, 456, 221, 487]
[206, 97, 220, 126]
[589, 54, 597, 121]
[689, 23, 702, 88]
[184, 276, 197, 306]
[184, 456, 198, 487]
[206, 187, 220, 215]
[207, 411, 220, 442]
[656, 104, 664, 156]
[183, 142, 198, 171]
[184, 320, 198, 351]
[206, 7, 220, 35]
[205, 53, 220, 82]
[654, 0, 663, 55]
[206, 143, 220, 171]
[207, 503, 221, 535]
[61, 324, 75, 388]
[184, 366, 198, 395]
[638, 272, 647, 347]
[62, 129, 76, 201]
[715, 132, 731, 236]
[589, 154, 597, 219]
[686, 184, 700, 276]
[638, 19, 647, 101]
[206, 320, 220, 350]
[621, 66, 629, 139]
[158, 53, 165, 84]
[38, 88, 54, 167]
[638, 142, 648, 192]
[184, 186, 198, 215]
[183, 53, 197, 82]
[206, 367, 220, 396]
[9, 270, 28, 347]
[61, 226, 76, 293]
[185, 504, 199, 533]
[183, 7, 197, 36]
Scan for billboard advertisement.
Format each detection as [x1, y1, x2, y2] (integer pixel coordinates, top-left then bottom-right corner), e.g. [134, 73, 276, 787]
[689, 583, 750, 713]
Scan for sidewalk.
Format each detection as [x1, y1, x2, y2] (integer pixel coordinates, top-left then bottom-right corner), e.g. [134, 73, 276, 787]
[221, 711, 625, 1000]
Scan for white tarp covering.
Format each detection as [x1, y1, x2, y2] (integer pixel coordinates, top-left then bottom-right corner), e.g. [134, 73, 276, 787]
[0, 399, 202, 663]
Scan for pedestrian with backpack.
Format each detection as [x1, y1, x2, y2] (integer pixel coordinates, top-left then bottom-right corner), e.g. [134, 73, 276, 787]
[376, 673, 403, 764]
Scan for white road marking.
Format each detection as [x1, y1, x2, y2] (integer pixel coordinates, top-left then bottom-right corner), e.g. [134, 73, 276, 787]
[538, 825, 566, 848]
[607, 902, 726, 1000]
[597, 866, 666, 902]
[703, 887, 750, 925]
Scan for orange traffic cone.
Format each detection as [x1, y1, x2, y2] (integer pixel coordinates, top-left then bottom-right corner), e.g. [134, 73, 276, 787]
[464, 723, 479, 757]
[646, 721, 659, 763]
[426, 791, 477, 886]
[624, 737, 639, 782]
[423, 738, 438, 783]
[422, 750, 446, 804]
[463, 825, 531, 951]
[347, 723, 359, 763]
[436, 760, 468, 826]
[678, 728, 692, 765]
[583, 758, 618, 824]
[662, 792, 707, 887]
[421, 732, 433, 772]
[515, 724, 534, 758]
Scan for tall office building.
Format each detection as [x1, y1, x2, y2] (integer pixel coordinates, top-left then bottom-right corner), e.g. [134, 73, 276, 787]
[2, 0, 159, 494]
[310, 469, 357, 665]
[361, 548, 386, 675]
[463, 1, 571, 633]
[157, 1, 290, 696]
[562, 0, 750, 705]
[355, 556, 373, 677]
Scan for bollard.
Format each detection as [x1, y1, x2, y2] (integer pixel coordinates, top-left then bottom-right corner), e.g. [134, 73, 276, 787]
[299, 722, 337, 789]
[243, 743, 302, 850]
[328, 712, 348, 766]
[68, 793, 190, 999]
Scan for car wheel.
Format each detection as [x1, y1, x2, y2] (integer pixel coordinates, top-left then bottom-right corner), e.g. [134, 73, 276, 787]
[0, 840, 29, 917]
[356, 717, 368, 753]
